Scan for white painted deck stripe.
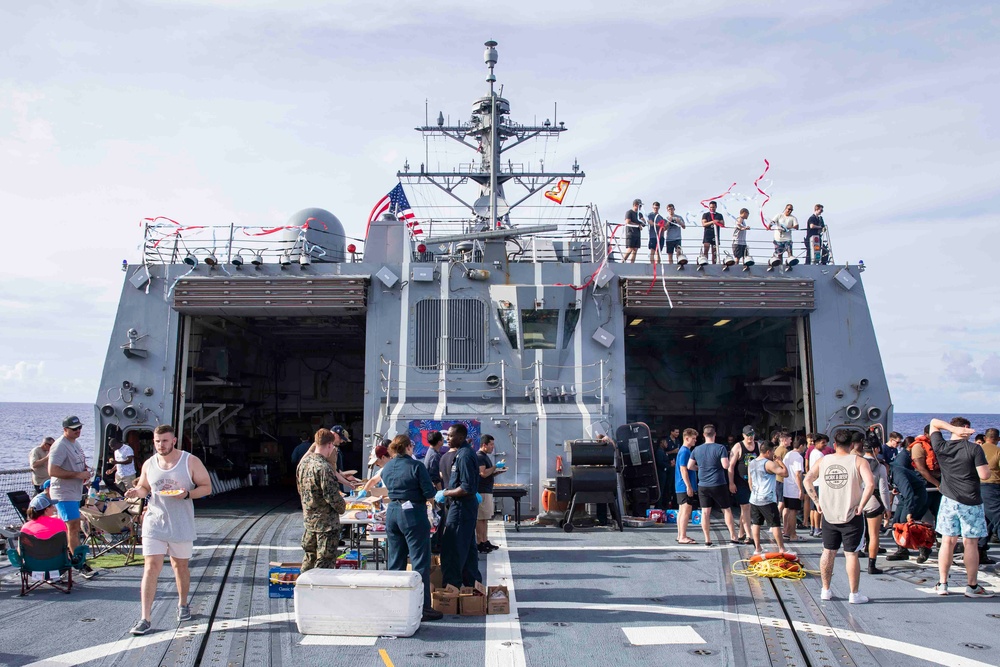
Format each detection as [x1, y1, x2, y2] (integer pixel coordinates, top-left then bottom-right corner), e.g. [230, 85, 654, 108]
[621, 625, 705, 646]
[507, 544, 734, 552]
[517, 602, 994, 667]
[486, 521, 527, 667]
[300, 635, 378, 646]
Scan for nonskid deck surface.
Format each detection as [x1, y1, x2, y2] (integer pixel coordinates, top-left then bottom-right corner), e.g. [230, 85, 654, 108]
[2, 495, 998, 667]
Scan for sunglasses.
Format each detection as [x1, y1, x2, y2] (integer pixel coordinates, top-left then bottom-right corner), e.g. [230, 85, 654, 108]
[69, 426, 82, 431]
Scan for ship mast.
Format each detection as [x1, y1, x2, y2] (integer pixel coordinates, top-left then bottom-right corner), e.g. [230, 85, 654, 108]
[398, 40, 585, 230]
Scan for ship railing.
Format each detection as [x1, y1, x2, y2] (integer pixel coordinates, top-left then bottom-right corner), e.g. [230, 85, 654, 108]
[377, 356, 612, 416]
[605, 221, 836, 266]
[0, 468, 34, 528]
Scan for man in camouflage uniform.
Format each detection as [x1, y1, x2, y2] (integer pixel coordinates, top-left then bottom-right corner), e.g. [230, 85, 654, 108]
[296, 428, 347, 572]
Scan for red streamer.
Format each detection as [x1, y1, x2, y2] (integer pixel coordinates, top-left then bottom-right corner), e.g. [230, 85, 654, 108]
[754, 159, 772, 229]
[242, 216, 328, 237]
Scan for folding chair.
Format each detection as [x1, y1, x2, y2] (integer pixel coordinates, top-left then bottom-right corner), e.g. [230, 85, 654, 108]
[6, 531, 88, 596]
[80, 499, 142, 564]
[6, 491, 31, 524]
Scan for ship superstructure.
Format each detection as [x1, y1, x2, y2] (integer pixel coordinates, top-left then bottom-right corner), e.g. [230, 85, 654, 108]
[92, 41, 891, 513]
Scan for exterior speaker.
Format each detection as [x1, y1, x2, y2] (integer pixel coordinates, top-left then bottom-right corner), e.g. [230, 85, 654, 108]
[845, 404, 861, 420]
[123, 405, 138, 420]
[592, 326, 615, 348]
[101, 404, 116, 417]
[594, 266, 614, 289]
[376, 266, 399, 288]
[868, 407, 882, 421]
[834, 268, 857, 291]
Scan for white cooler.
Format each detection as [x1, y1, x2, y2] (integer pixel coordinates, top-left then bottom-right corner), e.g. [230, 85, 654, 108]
[293, 569, 423, 637]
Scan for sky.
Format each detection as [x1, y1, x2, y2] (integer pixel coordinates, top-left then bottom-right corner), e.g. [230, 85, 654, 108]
[1, 0, 998, 412]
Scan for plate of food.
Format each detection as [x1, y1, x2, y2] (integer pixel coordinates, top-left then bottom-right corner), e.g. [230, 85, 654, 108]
[158, 489, 186, 497]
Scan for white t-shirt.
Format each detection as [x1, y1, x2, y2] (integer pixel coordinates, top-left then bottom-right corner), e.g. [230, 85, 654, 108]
[771, 214, 797, 242]
[808, 448, 824, 487]
[782, 450, 804, 498]
[115, 444, 136, 477]
[733, 221, 749, 245]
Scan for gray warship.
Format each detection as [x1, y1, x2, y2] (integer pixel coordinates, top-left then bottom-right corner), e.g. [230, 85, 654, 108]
[4, 40, 999, 667]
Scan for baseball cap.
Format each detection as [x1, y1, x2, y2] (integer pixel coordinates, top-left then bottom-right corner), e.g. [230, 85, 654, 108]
[42, 479, 51, 491]
[29, 494, 53, 511]
[331, 425, 351, 442]
[742, 425, 755, 436]
[62, 416, 84, 429]
[633, 198, 643, 206]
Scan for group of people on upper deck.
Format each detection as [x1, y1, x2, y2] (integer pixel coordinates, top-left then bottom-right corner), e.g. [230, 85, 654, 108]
[620, 199, 830, 266]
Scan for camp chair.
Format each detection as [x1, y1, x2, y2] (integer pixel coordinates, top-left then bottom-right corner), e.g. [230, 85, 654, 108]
[6, 531, 88, 596]
[80, 499, 142, 564]
[6, 491, 31, 524]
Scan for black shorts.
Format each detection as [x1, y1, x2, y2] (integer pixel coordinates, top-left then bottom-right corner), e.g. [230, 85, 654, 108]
[751, 503, 781, 527]
[648, 232, 665, 250]
[735, 484, 752, 506]
[864, 496, 886, 519]
[626, 227, 641, 249]
[775, 485, 784, 503]
[665, 239, 681, 254]
[677, 491, 700, 507]
[822, 514, 865, 552]
[733, 244, 748, 259]
[702, 229, 718, 245]
[698, 484, 732, 510]
[784, 496, 803, 511]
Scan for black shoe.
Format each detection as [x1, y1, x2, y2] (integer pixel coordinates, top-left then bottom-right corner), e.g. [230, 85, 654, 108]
[980, 549, 996, 565]
[868, 560, 884, 575]
[877, 547, 887, 554]
[484, 541, 501, 550]
[80, 564, 97, 580]
[916, 547, 931, 564]
[422, 607, 444, 621]
[477, 543, 491, 554]
[886, 548, 910, 561]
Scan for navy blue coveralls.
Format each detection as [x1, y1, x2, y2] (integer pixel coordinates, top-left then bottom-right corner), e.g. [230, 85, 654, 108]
[381, 454, 437, 609]
[441, 444, 482, 588]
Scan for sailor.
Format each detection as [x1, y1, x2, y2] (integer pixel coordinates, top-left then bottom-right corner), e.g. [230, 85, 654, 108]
[422, 430, 447, 490]
[663, 204, 686, 265]
[728, 426, 760, 544]
[28, 436, 54, 494]
[622, 198, 644, 263]
[436, 423, 483, 587]
[47, 416, 91, 562]
[647, 201, 666, 264]
[701, 201, 723, 264]
[770, 203, 798, 260]
[804, 204, 826, 265]
[380, 434, 442, 621]
[295, 428, 347, 573]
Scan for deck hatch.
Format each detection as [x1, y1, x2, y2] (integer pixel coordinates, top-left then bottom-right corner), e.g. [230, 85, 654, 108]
[622, 277, 815, 311]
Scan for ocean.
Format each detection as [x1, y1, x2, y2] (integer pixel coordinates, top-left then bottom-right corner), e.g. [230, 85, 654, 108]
[1, 402, 998, 471]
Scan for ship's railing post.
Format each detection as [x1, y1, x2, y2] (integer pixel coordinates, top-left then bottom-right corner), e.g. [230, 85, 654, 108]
[500, 360, 507, 415]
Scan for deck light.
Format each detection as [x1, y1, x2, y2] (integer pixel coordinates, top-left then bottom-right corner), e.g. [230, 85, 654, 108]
[299, 253, 311, 268]
[696, 254, 708, 271]
[683, 334, 695, 339]
[783, 256, 799, 271]
[417, 243, 427, 254]
[713, 319, 731, 327]
[722, 256, 736, 270]
[629, 318, 643, 326]
[183, 253, 198, 267]
[231, 253, 244, 268]
[280, 252, 292, 268]
[251, 252, 264, 268]
[204, 253, 218, 267]
[744, 255, 755, 268]
[768, 254, 782, 270]
[347, 243, 357, 254]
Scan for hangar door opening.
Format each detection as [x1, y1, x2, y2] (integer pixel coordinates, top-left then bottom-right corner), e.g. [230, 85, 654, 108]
[176, 314, 366, 489]
[623, 316, 810, 443]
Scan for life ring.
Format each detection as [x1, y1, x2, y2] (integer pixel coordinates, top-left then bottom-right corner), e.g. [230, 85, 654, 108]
[749, 551, 798, 564]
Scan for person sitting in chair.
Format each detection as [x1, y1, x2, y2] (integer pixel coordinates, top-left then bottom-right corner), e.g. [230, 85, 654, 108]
[21, 494, 88, 569]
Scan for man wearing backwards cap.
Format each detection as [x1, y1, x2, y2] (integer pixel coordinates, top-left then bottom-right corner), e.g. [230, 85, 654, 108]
[48, 416, 91, 556]
[622, 199, 645, 264]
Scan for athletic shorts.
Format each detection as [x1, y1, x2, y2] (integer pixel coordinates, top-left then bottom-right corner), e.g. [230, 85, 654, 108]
[665, 239, 681, 254]
[477, 493, 494, 521]
[702, 229, 718, 245]
[784, 496, 803, 511]
[733, 244, 748, 259]
[936, 495, 988, 539]
[751, 503, 781, 527]
[648, 231, 665, 250]
[821, 514, 865, 552]
[676, 491, 700, 507]
[698, 484, 731, 511]
[735, 484, 752, 506]
[776, 485, 784, 503]
[626, 227, 641, 249]
[143, 537, 194, 560]
[773, 240, 792, 254]
[54, 500, 81, 522]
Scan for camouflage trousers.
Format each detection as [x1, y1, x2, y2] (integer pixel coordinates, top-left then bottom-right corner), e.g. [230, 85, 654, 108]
[301, 528, 339, 572]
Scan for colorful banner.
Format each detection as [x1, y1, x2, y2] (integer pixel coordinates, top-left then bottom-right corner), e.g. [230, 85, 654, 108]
[408, 419, 482, 459]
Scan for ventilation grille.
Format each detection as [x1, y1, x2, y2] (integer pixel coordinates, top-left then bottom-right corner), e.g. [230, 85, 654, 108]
[414, 299, 487, 372]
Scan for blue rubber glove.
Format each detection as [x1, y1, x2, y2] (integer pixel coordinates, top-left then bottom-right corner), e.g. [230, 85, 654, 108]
[495, 461, 506, 469]
[356, 490, 368, 499]
[434, 490, 447, 504]
[476, 493, 483, 504]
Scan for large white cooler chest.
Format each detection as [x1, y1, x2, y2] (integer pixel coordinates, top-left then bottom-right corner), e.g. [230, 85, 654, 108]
[294, 569, 423, 637]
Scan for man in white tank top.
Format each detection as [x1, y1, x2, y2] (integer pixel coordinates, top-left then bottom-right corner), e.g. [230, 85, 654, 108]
[804, 430, 875, 604]
[125, 424, 212, 635]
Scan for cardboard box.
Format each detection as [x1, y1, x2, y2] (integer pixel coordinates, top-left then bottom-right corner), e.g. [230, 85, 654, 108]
[487, 585, 510, 615]
[429, 565, 443, 589]
[459, 581, 488, 616]
[269, 561, 301, 598]
[431, 584, 460, 615]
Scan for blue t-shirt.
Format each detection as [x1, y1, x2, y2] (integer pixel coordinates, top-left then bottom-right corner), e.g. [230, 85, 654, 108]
[691, 442, 729, 487]
[748, 457, 777, 505]
[675, 446, 698, 493]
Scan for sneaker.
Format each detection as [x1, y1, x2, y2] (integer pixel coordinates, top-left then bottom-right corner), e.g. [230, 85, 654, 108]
[934, 582, 948, 596]
[177, 605, 191, 622]
[848, 592, 869, 604]
[820, 588, 833, 601]
[80, 564, 96, 580]
[130, 619, 152, 636]
[965, 584, 994, 598]
[752, 550, 763, 557]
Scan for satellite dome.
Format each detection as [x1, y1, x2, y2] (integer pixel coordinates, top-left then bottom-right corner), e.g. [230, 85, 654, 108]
[287, 207, 347, 263]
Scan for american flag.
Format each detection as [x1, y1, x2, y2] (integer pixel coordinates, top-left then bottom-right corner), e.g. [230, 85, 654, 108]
[366, 183, 423, 238]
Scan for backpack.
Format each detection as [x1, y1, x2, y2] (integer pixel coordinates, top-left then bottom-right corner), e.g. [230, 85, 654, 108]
[893, 520, 935, 550]
[909, 436, 938, 472]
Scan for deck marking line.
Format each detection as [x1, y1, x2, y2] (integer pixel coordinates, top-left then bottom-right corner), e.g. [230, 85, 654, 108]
[517, 601, 994, 667]
[507, 544, 734, 552]
[486, 521, 527, 667]
[622, 625, 705, 645]
[379, 648, 396, 667]
[299, 636, 379, 646]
